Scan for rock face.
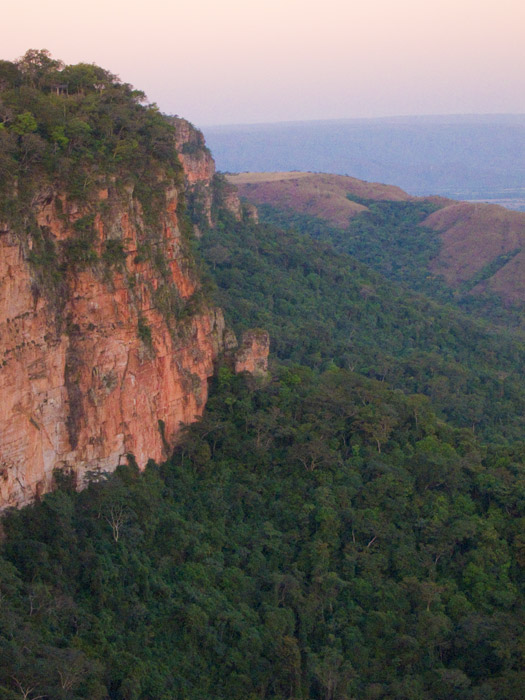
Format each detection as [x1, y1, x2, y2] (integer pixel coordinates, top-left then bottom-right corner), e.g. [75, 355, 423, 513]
[234, 330, 270, 376]
[172, 117, 216, 187]
[0, 124, 241, 510]
[171, 117, 244, 228]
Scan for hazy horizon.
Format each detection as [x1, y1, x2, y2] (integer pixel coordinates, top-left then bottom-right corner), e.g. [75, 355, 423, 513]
[202, 116, 525, 210]
[199, 112, 525, 129]
[4, 0, 525, 126]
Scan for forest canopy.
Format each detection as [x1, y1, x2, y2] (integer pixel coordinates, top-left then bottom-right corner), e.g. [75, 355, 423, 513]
[0, 50, 182, 209]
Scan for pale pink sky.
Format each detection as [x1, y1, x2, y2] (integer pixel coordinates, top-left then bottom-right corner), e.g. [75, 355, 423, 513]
[4, 0, 525, 125]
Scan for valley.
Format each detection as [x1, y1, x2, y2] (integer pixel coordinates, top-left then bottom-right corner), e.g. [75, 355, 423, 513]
[228, 171, 525, 317]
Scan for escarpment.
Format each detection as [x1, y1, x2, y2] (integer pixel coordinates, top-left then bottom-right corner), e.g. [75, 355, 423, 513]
[171, 117, 243, 229]
[0, 79, 266, 509]
[0, 176, 217, 508]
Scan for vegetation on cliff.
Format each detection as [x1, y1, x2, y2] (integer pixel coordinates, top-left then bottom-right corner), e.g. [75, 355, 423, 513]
[0, 52, 226, 513]
[0, 49, 182, 207]
[0, 50, 208, 325]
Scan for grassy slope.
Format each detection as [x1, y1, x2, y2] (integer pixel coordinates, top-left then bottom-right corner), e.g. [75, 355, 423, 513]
[229, 172, 525, 306]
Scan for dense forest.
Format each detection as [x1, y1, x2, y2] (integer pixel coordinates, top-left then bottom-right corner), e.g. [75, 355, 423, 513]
[255, 200, 525, 329]
[0, 53, 524, 700]
[198, 209, 525, 444]
[1, 368, 523, 699]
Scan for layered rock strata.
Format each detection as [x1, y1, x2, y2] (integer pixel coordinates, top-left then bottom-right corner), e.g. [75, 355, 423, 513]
[0, 123, 254, 510]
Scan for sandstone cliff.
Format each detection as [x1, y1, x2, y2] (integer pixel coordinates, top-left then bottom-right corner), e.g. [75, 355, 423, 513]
[171, 117, 243, 229]
[0, 121, 262, 510]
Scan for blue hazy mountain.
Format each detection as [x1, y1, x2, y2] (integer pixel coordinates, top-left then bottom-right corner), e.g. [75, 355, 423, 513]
[202, 115, 525, 209]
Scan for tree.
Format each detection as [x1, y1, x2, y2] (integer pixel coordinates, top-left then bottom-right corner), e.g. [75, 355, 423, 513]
[16, 49, 63, 89]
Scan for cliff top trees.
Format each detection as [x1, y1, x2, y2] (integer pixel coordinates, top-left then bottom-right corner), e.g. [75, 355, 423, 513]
[0, 50, 181, 202]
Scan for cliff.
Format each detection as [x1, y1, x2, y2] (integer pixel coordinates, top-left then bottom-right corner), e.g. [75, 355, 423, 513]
[171, 117, 243, 229]
[0, 71, 265, 509]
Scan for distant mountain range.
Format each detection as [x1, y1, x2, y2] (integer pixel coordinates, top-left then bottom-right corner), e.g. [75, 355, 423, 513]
[203, 115, 525, 210]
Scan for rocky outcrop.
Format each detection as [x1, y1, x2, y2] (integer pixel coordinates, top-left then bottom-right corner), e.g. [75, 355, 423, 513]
[171, 116, 217, 230]
[0, 180, 232, 509]
[0, 112, 272, 510]
[219, 180, 243, 221]
[172, 117, 216, 187]
[242, 202, 259, 224]
[234, 330, 270, 377]
[171, 118, 244, 228]
[0, 119, 260, 510]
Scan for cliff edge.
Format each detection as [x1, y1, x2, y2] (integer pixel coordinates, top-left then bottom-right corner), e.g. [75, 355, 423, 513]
[0, 53, 266, 509]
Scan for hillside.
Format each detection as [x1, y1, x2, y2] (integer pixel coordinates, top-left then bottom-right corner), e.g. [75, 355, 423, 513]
[424, 203, 525, 301]
[228, 172, 525, 308]
[228, 171, 427, 224]
[2, 204, 524, 699]
[227, 172, 414, 226]
[197, 209, 525, 443]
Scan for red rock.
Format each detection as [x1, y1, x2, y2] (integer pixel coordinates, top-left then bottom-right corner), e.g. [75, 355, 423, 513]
[0, 142, 228, 510]
[0, 122, 269, 510]
[234, 330, 270, 376]
[172, 118, 244, 225]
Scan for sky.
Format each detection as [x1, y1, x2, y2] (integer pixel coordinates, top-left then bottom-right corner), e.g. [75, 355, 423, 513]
[3, 0, 525, 126]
